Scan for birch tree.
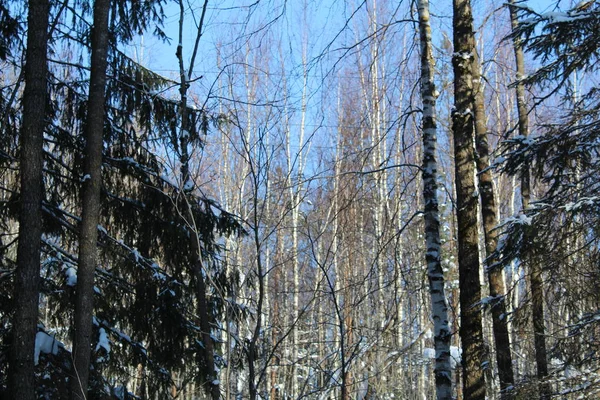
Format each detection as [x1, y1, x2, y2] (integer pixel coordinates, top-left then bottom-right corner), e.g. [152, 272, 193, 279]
[417, 0, 452, 398]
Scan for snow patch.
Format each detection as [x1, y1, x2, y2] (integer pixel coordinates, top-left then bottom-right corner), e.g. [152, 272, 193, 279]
[564, 196, 598, 212]
[95, 328, 111, 353]
[183, 178, 194, 191]
[34, 331, 63, 365]
[423, 347, 436, 359]
[450, 346, 462, 368]
[65, 267, 77, 286]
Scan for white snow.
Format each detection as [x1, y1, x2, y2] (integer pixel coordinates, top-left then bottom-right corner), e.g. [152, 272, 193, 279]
[450, 345, 462, 368]
[81, 174, 91, 182]
[95, 328, 111, 353]
[503, 213, 533, 226]
[453, 51, 473, 60]
[210, 204, 222, 217]
[542, 11, 589, 24]
[65, 267, 77, 286]
[153, 271, 167, 281]
[423, 347, 436, 359]
[183, 178, 194, 191]
[565, 365, 581, 378]
[480, 296, 498, 306]
[564, 196, 598, 212]
[34, 331, 63, 365]
[132, 248, 140, 263]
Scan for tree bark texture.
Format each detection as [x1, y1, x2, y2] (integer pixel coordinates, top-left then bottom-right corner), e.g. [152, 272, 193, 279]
[507, 3, 549, 398]
[9, 1, 49, 399]
[417, 0, 453, 398]
[70, 0, 110, 398]
[452, 0, 487, 398]
[472, 49, 515, 396]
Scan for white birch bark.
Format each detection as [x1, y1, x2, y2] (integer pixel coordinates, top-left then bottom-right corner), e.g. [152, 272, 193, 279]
[418, 0, 453, 398]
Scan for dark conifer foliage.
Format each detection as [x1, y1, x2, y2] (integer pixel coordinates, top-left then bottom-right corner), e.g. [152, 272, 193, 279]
[497, 1, 600, 396]
[0, 1, 20, 62]
[1, 0, 243, 398]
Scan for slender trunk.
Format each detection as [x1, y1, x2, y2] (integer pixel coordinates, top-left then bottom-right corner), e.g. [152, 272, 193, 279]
[247, 156, 266, 400]
[452, 0, 486, 398]
[70, 1, 110, 398]
[507, 3, 549, 398]
[9, 1, 49, 399]
[417, 1, 452, 398]
[175, 1, 219, 398]
[287, 55, 308, 397]
[472, 49, 515, 397]
[332, 126, 344, 399]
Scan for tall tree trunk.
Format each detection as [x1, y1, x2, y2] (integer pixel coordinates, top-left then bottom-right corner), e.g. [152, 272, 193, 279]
[507, 3, 549, 398]
[175, 2, 219, 398]
[417, 1, 452, 398]
[9, 1, 49, 399]
[472, 49, 515, 397]
[451, 0, 487, 398]
[245, 133, 267, 400]
[69, 0, 110, 398]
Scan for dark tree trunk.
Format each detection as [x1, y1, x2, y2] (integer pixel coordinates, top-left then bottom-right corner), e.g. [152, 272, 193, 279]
[178, 54, 220, 400]
[452, 0, 487, 398]
[507, 3, 549, 398]
[247, 198, 265, 400]
[69, 0, 110, 398]
[472, 50, 515, 397]
[8, 1, 49, 399]
[174, 1, 219, 397]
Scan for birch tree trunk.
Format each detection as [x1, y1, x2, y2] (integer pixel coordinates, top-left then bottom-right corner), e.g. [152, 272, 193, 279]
[451, 0, 487, 397]
[70, 1, 110, 397]
[9, 1, 49, 398]
[417, 1, 452, 398]
[286, 49, 310, 397]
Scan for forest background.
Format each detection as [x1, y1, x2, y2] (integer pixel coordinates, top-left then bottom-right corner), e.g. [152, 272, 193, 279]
[0, 0, 599, 399]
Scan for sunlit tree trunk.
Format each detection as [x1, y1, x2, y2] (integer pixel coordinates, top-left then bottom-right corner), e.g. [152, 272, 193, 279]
[451, 0, 487, 397]
[418, 0, 452, 398]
